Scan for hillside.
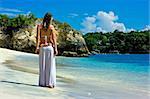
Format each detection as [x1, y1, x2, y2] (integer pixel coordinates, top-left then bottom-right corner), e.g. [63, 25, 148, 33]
[83, 30, 150, 54]
[0, 14, 89, 57]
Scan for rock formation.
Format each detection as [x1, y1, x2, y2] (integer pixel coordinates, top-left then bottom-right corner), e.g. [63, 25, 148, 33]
[0, 19, 89, 57]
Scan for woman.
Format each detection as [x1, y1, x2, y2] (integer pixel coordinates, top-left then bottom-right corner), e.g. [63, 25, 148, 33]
[35, 12, 58, 88]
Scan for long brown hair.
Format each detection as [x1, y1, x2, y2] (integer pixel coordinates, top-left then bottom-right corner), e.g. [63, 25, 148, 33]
[42, 12, 52, 29]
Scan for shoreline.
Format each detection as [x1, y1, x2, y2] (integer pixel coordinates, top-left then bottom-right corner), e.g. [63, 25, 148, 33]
[0, 48, 76, 99]
[1, 48, 149, 59]
[0, 48, 149, 99]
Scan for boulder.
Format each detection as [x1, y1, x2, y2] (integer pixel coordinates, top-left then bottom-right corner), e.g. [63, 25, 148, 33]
[56, 23, 89, 55]
[62, 51, 78, 57]
[11, 27, 36, 53]
[0, 30, 11, 48]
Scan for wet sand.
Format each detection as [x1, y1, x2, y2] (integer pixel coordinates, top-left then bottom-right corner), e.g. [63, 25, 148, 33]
[0, 48, 76, 99]
[0, 48, 149, 99]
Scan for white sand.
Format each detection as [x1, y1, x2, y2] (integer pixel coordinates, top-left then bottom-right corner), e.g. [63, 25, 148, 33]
[0, 48, 74, 99]
[0, 48, 149, 99]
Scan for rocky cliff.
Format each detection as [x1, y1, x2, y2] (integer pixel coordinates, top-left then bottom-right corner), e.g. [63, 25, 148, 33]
[0, 18, 89, 56]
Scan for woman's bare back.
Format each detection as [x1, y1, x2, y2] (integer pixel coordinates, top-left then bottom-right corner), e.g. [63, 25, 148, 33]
[40, 27, 53, 45]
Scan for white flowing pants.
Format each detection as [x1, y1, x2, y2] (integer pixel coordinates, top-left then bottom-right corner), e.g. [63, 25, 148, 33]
[39, 46, 56, 87]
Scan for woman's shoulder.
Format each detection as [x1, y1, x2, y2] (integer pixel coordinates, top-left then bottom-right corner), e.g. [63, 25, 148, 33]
[37, 24, 43, 28]
[49, 25, 54, 29]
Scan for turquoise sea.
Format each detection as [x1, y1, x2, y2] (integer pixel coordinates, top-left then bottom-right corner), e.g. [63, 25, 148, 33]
[15, 54, 149, 99]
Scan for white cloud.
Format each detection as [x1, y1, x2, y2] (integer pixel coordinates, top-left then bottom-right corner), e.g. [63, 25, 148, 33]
[126, 28, 136, 32]
[68, 13, 79, 18]
[0, 7, 23, 13]
[126, 25, 150, 32]
[96, 27, 107, 33]
[0, 11, 32, 17]
[81, 16, 97, 33]
[141, 25, 150, 31]
[97, 11, 118, 21]
[0, 7, 30, 17]
[81, 11, 126, 33]
[0, 12, 17, 17]
[23, 11, 32, 16]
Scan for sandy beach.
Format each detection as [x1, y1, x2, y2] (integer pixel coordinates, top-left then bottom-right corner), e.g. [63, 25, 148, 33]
[0, 48, 76, 99]
[0, 48, 149, 99]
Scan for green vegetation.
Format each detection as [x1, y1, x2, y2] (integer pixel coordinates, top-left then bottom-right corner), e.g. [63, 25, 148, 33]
[0, 13, 36, 35]
[0, 14, 88, 55]
[83, 30, 150, 54]
[0, 13, 149, 54]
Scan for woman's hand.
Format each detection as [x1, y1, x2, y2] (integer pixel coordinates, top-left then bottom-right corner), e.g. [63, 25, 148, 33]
[54, 49, 58, 56]
[35, 48, 39, 54]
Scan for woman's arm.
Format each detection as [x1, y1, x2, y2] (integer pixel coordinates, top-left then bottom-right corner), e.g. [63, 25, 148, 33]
[51, 25, 58, 55]
[35, 25, 41, 53]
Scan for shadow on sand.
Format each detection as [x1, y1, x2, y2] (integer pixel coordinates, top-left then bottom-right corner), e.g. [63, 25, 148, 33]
[0, 80, 39, 87]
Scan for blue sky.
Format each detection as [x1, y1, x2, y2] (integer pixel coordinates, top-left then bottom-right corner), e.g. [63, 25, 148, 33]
[0, 0, 149, 33]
